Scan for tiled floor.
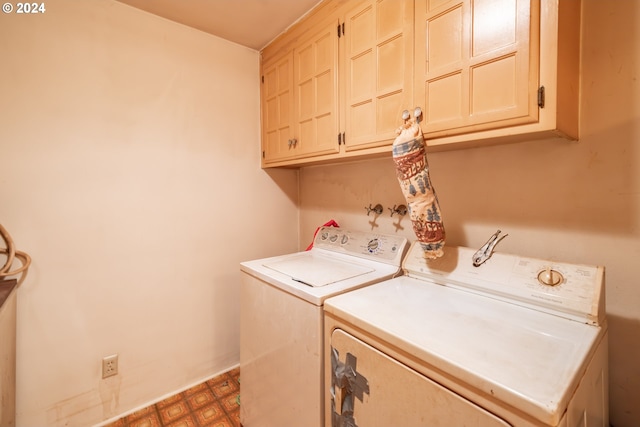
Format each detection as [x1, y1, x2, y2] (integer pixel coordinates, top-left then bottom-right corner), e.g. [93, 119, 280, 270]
[105, 367, 240, 427]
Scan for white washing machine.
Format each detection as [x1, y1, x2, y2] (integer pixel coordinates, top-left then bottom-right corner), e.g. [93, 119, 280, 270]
[324, 242, 608, 427]
[240, 226, 409, 427]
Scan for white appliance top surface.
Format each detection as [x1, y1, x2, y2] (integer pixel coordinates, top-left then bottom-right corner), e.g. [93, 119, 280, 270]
[240, 227, 408, 306]
[325, 278, 602, 425]
[324, 244, 607, 425]
[263, 252, 374, 287]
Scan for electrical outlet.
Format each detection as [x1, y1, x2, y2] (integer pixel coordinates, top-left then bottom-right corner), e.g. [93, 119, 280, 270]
[102, 354, 118, 378]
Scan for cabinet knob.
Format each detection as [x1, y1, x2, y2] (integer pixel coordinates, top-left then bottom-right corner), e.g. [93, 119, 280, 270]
[414, 107, 423, 124]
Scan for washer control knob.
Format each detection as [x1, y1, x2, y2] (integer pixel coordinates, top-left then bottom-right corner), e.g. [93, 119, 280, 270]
[537, 267, 563, 286]
[329, 234, 338, 243]
[341, 234, 349, 245]
[367, 238, 380, 253]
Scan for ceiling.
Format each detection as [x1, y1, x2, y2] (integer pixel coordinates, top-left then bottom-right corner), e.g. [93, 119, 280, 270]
[115, 0, 322, 50]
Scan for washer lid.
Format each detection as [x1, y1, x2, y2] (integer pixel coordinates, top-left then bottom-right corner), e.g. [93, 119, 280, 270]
[264, 252, 374, 287]
[241, 248, 402, 305]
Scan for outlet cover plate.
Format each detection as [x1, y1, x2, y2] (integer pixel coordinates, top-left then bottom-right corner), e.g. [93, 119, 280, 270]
[102, 354, 118, 378]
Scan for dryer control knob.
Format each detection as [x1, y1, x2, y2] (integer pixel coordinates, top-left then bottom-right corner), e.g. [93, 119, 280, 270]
[537, 267, 563, 286]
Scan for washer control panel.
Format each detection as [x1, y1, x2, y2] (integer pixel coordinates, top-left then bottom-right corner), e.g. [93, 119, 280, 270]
[313, 226, 408, 266]
[403, 242, 605, 325]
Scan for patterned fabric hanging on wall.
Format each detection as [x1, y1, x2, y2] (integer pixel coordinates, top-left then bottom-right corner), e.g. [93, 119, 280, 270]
[392, 111, 445, 259]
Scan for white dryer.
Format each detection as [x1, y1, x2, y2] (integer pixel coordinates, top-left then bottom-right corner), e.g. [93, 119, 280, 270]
[240, 226, 408, 427]
[324, 242, 608, 427]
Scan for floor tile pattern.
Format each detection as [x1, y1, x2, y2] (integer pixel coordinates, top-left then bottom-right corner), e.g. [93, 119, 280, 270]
[106, 368, 240, 427]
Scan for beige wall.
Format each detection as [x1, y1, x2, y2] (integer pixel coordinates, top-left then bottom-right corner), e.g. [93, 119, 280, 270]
[0, 1, 298, 426]
[300, 2, 639, 427]
[1, 0, 638, 426]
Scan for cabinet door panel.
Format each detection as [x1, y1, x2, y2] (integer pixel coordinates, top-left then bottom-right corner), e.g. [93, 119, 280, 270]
[294, 22, 340, 158]
[344, 0, 413, 151]
[377, 91, 405, 133]
[472, 0, 516, 56]
[472, 54, 518, 114]
[261, 53, 295, 163]
[426, 4, 463, 72]
[426, 72, 463, 123]
[417, 0, 539, 138]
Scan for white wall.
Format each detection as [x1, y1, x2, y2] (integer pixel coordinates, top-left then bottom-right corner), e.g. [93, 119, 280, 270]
[300, 1, 640, 426]
[0, 1, 298, 426]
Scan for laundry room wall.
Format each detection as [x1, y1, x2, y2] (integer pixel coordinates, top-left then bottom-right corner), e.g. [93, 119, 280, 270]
[0, 1, 298, 426]
[299, 2, 640, 427]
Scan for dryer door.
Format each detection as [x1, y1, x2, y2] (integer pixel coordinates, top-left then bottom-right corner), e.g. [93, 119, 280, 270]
[329, 328, 510, 427]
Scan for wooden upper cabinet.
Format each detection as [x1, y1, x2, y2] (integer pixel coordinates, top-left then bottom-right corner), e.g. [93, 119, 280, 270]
[293, 19, 340, 158]
[261, 18, 339, 165]
[261, 52, 295, 163]
[342, 0, 414, 151]
[260, 0, 580, 167]
[415, 0, 540, 138]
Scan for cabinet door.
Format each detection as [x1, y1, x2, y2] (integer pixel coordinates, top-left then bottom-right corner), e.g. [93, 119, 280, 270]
[343, 0, 414, 151]
[261, 52, 295, 163]
[415, 0, 540, 138]
[293, 20, 340, 158]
